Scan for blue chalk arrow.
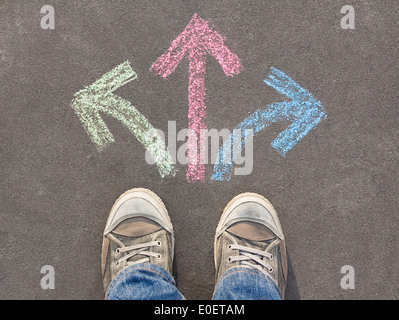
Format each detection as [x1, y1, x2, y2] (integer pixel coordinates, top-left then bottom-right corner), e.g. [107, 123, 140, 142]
[212, 67, 327, 181]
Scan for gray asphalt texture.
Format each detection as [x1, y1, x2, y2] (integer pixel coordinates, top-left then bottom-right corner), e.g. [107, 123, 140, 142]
[1, 0, 398, 299]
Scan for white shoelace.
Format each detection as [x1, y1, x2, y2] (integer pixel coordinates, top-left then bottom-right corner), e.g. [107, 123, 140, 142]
[114, 239, 162, 267]
[228, 239, 279, 274]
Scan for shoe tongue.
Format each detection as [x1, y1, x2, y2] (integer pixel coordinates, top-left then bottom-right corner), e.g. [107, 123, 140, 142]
[112, 217, 162, 237]
[227, 221, 276, 242]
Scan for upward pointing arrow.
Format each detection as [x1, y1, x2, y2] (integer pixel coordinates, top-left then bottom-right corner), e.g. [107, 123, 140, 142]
[150, 14, 243, 182]
[71, 61, 176, 178]
[212, 67, 328, 181]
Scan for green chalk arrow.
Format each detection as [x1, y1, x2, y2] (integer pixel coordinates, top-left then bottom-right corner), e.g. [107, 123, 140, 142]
[71, 61, 176, 178]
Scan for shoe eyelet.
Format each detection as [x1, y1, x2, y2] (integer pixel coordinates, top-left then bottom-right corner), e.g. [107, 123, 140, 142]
[227, 256, 232, 263]
[228, 244, 232, 251]
[156, 254, 162, 260]
[116, 261, 120, 266]
[268, 267, 273, 273]
[269, 254, 273, 261]
[116, 248, 121, 255]
[157, 241, 162, 247]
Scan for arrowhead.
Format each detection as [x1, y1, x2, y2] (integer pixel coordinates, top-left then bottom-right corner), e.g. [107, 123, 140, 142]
[71, 61, 137, 151]
[150, 14, 243, 78]
[263, 67, 327, 156]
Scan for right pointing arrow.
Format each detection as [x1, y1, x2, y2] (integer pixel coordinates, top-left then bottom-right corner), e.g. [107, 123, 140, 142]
[212, 67, 327, 181]
[70, 61, 176, 178]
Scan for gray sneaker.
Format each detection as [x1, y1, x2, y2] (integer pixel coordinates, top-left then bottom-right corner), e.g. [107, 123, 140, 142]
[101, 188, 174, 294]
[214, 193, 288, 298]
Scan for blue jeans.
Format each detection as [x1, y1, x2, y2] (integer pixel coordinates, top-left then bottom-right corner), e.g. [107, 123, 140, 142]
[106, 263, 282, 300]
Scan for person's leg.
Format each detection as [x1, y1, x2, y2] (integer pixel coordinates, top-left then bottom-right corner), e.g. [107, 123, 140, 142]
[213, 193, 288, 300]
[106, 263, 183, 300]
[212, 267, 282, 300]
[101, 188, 184, 300]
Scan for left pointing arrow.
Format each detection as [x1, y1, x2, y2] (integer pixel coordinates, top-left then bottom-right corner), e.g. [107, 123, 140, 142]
[70, 61, 176, 178]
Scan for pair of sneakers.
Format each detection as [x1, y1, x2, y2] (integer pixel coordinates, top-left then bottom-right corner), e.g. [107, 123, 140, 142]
[101, 188, 288, 298]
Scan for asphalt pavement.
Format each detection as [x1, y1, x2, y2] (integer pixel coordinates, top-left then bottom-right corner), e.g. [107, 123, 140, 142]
[0, 0, 398, 299]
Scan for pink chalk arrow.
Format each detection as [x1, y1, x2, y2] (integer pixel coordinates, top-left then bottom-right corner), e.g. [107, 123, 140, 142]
[150, 14, 243, 182]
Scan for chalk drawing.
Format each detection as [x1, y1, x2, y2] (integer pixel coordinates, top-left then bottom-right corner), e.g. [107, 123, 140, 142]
[71, 61, 176, 178]
[212, 67, 327, 181]
[150, 14, 243, 182]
